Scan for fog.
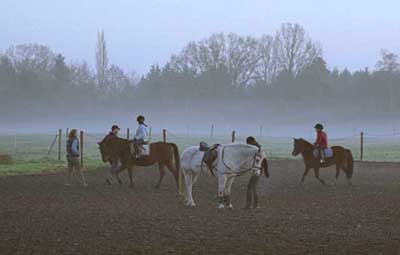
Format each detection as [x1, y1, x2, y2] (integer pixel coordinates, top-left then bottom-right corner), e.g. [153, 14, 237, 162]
[1, 2, 400, 138]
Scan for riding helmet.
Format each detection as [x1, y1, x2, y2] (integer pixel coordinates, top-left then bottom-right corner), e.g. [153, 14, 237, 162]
[111, 125, 120, 131]
[314, 123, 324, 130]
[137, 115, 145, 122]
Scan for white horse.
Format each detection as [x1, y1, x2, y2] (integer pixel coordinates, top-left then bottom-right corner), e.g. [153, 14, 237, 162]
[180, 146, 213, 207]
[181, 143, 269, 208]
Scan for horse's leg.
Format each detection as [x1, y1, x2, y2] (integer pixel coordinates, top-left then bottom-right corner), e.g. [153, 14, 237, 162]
[155, 162, 166, 189]
[335, 163, 341, 186]
[165, 160, 179, 189]
[127, 166, 134, 189]
[245, 176, 254, 209]
[217, 175, 227, 209]
[188, 173, 198, 207]
[184, 172, 193, 206]
[114, 163, 125, 185]
[300, 167, 310, 183]
[225, 176, 235, 209]
[252, 175, 260, 208]
[313, 168, 326, 185]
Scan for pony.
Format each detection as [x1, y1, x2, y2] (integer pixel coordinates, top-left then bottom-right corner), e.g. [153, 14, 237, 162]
[291, 138, 353, 185]
[180, 143, 269, 209]
[98, 137, 180, 189]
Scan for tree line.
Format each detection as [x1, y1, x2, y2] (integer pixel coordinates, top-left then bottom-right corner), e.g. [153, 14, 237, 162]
[0, 23, 399, 124]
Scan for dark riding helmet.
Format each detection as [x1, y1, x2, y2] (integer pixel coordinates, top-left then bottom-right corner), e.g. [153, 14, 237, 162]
[246, 136, 256, 144]
[111, 125, 120, 131]
[314, 123, 324, 130]
[136, 115, 145, 122]
[246, 136, 261, 148]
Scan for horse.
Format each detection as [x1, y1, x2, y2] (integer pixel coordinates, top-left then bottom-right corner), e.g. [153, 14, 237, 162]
[181, 143, 269, 209]
[98, 137, 180, 190]
[291, 138, 353, 185]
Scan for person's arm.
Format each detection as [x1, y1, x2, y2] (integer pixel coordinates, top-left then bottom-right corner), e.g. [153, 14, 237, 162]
[71, 139, 79, 156]
[315, 132, 321, 146]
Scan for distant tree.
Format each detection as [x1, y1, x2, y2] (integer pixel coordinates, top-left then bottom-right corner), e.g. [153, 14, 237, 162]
[255, 35, 276, 86]
[6, 43, 54, 72]
[376, 49, 400, 72]
[95, 29, 109, 88]
[52, 54, 70, 84]
[273, 23, 321, 77]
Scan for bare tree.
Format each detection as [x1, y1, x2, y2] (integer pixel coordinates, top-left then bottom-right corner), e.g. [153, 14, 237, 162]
[95, 29, 108, 88]
[376, 49, 400, 72]
[226, 33, 260, 87]
[255, 35, 276, 86]
[273, 23, 321, 77]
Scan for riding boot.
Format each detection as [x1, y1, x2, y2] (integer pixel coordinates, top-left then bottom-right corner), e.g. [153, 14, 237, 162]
[320, 149, 326, 164]
[245, 187, 252, 209]
[225, 195, 232, 208]
[253, 192, 259, 209]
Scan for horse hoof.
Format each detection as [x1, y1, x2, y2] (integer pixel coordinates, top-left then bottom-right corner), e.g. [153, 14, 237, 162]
[217, 204, 225, 209]
[227, 204, 233, 210]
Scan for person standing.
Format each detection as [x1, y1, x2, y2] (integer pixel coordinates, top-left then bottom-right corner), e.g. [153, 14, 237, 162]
[66, 129, 87, 187]
[100, 125, 121, 184]
[245, 136, 261, 209]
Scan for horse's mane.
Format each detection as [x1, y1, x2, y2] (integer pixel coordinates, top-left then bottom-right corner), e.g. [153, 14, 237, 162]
[298, 138, 314, 149]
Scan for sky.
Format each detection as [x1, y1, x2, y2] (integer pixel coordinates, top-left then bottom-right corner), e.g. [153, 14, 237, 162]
[0, 0, 399, 74]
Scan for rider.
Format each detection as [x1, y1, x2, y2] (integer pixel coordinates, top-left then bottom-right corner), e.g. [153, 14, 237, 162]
[133, 115, 149, 158]
[314, 123, 328, 163]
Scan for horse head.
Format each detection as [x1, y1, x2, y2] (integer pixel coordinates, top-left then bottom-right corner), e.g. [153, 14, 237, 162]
[292, 138, 313, 156]
[98, 140, 111, 163]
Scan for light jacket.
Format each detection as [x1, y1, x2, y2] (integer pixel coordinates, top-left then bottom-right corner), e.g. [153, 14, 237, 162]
[135, 123, 148, 141]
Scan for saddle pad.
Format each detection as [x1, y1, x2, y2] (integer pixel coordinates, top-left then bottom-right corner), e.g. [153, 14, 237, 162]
[142, 144, 150, 156]
[313, 148, 333, 158]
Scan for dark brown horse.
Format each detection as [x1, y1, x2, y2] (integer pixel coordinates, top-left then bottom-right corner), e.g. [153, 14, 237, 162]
[291, 138, 353, 185]
[98, 137, 180, 189]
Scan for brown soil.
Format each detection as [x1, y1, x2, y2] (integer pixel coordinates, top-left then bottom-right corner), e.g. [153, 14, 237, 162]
[0, 160, 399, 254]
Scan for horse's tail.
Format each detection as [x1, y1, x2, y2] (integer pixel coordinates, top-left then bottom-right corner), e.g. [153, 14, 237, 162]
[170, 143, 181, 175]
[262, 158, 269, 178]
[344, 149, 354, 179]
[170, 143, 184, 194]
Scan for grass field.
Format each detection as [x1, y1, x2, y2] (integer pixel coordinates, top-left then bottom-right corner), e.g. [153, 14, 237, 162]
[0, 133, 399, 175]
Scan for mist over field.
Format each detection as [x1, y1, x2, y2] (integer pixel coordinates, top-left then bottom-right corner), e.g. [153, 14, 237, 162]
[1, 1, 399, 138]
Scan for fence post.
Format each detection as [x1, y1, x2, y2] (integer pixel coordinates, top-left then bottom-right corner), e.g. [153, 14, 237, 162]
[231, 130, 236, 143]
[66, 128, 69, 138]
[127, 128, 130, 139]
[58, 129, 62, 160]
[149, 127, 152, 142]
[80, 130, 84, 167]
[360, 131, 364, 161]
[13, 134, 17, 157]
[47, 134, 58, 157]
[163, 129, 166, 143]
[210, 124, 214, 138]
[260, 125, 263, 137]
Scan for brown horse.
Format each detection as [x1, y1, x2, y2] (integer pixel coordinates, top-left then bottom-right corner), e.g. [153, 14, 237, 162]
[291, 138, 353, 185]
[98, 137, 180, 189]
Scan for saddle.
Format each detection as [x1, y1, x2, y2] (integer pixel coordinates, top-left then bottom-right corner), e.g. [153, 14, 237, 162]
[130, 141, 150, 158]
[313, 147, 333, 159]
[199, 142, 219, 175]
